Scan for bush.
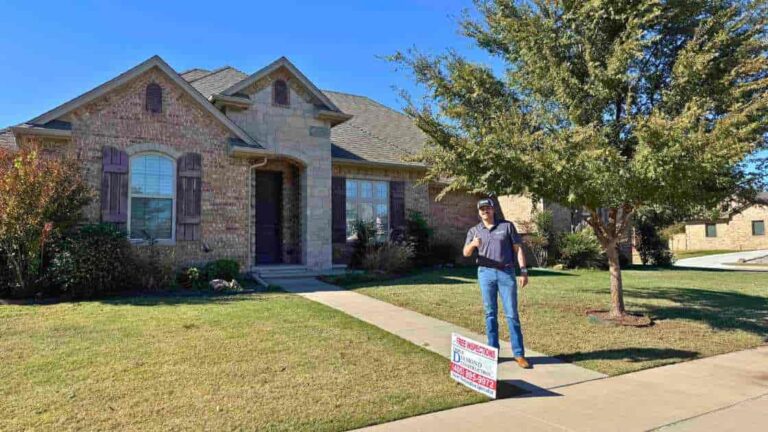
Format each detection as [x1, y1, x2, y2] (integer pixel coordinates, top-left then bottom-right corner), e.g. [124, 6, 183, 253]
[48, 224, 134, 299]
[428, 232, 459, 265]
[349, 219, 377, 269]
[636, 220, 675, 267]
[406, 210, 432, 266]
[523, 233, 549, 267]
[361, 241, 415, 274]
[132, 240, 176, 291]
[558, 229, 603, 269]
[203, 259, 240, 282]
[0, 147, 92, 297]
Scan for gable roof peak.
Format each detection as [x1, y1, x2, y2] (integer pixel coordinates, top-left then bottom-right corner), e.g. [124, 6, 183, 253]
[27, 55, 261, 148]
[220, 56, 343, 113]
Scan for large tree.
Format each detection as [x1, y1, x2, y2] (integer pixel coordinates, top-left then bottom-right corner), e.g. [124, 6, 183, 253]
[394, 0, 768, 317]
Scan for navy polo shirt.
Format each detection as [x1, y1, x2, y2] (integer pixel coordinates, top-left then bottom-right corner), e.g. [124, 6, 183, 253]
[465, 220, 522, 268]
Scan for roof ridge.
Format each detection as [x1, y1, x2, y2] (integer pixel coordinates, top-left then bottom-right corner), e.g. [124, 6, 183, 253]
[187, 65, 242, 83]
[180, 67, 210, 75]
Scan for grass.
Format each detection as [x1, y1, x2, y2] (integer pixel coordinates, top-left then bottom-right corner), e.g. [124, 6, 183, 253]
[338, 266, 768, 376]
[674, 249, 744, 260]
[0, 291, 485, 431]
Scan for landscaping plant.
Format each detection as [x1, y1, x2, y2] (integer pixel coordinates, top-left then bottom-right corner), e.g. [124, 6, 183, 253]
[392, 0, 768, 317]
[0, 147, 91, 297]
[49, 223, 134, 299]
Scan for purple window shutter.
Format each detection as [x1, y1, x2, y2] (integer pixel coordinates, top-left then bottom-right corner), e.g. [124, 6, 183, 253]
[177, 153, 202, 241]
[101, 146, 129, 232]
[390, 181, 406, 231]
[332, 177, 346, 243]
[146, 83, 162, 113]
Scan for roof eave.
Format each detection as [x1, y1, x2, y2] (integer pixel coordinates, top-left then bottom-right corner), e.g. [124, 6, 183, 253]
[210, 94, 252, 109]
[316, 110, 353, 126]
[11, 125, 72, 139]
[331, 157, 426, 171]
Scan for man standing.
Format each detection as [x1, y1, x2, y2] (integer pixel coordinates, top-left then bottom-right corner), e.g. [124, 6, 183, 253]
[463, 198, 530, 369]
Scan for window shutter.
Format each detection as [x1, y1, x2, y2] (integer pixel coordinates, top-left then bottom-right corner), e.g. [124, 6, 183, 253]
[101, 146, 129, 232]
[332, 176, 346, 243]
[177, 153, 202, 241]
[390, 181, 406, 231]
[146, 83, 162, 113]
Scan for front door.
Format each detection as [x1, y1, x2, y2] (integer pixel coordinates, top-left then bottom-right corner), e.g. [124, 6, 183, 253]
[254, 171, 283, 264]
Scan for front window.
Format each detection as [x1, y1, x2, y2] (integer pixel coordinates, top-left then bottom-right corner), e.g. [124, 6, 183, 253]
[753, 220, 765, 236]
[705, 223, 717, 238]
[129, 154, 174, 240]
[345, 179, 388, 240]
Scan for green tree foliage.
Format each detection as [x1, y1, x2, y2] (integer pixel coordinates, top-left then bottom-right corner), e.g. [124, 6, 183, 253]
[392, 0, 768, 317]
[0, 147, 92, 297]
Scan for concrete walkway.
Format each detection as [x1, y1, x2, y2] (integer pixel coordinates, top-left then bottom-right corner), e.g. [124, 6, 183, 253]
[271, 277, 606, 393]
[675, 249, 768, 271]
[271, 277, 768, 432]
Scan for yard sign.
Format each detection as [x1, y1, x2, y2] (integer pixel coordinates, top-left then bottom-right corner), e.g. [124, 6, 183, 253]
[450, 333, 498, 398]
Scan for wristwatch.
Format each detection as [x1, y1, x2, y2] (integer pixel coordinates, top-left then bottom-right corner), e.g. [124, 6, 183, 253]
[519, 267, 528, 275]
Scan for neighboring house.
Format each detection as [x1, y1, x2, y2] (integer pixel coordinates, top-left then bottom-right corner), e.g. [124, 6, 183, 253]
[0, 55, 498, 272]
[669, 193, 768, 252]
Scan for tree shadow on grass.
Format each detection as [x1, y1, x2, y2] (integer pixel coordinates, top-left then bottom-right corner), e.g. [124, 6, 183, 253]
[341, 266, 577, 290]
[554, 347, 699, 364]
[626, 286, 768, 337]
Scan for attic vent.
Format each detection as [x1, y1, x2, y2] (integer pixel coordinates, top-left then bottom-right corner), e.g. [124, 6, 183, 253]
[273, 79, 289, 107]
[146, 83, 163, 113]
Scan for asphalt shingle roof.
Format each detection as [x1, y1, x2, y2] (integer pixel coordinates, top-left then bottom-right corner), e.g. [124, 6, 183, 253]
[179, 68, 212, 81]
[323, 91, 426, 167]
[187, 67, 248, 99]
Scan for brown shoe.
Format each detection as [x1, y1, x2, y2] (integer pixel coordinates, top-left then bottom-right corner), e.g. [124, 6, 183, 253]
[514, 357, 532, 369]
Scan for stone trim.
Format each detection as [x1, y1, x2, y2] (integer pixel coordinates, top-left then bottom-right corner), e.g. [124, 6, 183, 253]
[125, 142, 183, 159]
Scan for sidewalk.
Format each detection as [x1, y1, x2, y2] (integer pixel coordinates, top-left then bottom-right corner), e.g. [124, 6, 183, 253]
[675, 249, 768, 271]
[271, 277, 606, 393]
[271, 277, 768, 432]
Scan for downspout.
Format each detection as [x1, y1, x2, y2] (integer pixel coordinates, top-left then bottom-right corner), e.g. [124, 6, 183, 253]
[248, 157, 269, 282]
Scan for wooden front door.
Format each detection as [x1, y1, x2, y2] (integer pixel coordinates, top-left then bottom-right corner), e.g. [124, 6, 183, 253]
[254, 171, 283, 264]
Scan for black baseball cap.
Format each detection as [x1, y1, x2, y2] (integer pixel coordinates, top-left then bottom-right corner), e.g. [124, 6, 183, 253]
[477, 198, 494, 209]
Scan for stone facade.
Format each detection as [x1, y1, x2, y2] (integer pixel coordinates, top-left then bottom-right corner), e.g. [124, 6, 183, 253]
[226, 70, 333, 269]
[428, 185, 483, 263]
[671, 204, 768, 251]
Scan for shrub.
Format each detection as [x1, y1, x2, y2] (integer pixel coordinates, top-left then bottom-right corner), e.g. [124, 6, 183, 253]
[428, 232, 459, 265]
[406, 210, 432, 265]
[203, 259, 240, 282]
[558, 229, 603, 269]
[0, 148, 92, 297]
[349, 219, 377, 269]
[48, 224, 135, 299]
[636, 219, 675, 267]
[361, 241, 415, 274]
[523, 233, 549, 267]
[132, 240, 176, 291]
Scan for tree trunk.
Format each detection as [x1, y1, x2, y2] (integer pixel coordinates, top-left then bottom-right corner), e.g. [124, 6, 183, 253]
[605, 243, 626, 317]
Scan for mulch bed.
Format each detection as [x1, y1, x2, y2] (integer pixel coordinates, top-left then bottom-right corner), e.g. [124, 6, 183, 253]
[586, 309, 654, 327]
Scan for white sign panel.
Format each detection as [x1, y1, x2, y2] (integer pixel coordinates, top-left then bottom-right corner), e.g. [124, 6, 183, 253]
[450, 333, 498, 398]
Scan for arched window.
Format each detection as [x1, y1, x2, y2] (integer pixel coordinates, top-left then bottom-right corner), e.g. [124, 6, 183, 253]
[146, 83, 163, 113]
[129, 154, 174, 240]
[273, 79, 289, 106]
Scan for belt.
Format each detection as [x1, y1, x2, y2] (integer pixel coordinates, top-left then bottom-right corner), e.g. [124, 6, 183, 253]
[476, 257, 515, 270]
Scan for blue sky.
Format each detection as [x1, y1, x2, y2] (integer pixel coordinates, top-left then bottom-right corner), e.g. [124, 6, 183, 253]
[1, 0, 764, 172]
[0, 0, 484, 127]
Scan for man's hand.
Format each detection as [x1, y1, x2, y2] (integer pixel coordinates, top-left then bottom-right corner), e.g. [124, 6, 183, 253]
[470, 237, 481, 249]
[518, 275, 529, 288]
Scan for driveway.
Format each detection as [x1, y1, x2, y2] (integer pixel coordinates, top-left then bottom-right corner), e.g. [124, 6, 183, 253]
[674, 249, 768, 271]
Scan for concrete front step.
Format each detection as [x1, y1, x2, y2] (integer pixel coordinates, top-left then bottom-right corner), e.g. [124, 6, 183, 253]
[250, 264, 349, 282]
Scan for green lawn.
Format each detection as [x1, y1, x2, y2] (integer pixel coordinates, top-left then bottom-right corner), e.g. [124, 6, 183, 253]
[340, 267, 768, 376]
[0, 291, 485, 432]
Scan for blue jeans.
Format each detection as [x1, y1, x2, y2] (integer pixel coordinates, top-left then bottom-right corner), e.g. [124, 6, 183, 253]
[477, 266, 524, 357]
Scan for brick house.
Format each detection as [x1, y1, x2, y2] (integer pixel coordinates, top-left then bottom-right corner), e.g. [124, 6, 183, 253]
[669, 193, 768, 252]
[1, 55, 516, 272]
